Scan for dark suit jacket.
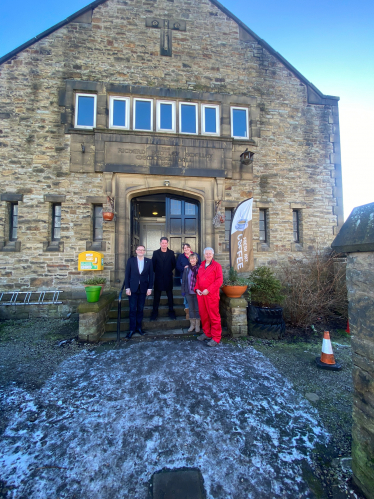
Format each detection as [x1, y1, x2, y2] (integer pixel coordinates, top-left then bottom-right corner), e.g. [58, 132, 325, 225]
[152, 248, 176, 290]
[125, 257, 154, 293]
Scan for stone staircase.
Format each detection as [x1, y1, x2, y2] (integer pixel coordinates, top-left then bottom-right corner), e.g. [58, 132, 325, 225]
[101, 287, 191, 342]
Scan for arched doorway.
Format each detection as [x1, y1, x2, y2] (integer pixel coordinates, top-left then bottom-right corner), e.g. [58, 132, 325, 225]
[131, 193, 200, 260]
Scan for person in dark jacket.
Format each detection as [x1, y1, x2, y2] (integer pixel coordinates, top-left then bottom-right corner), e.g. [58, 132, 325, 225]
[176, 243, 200, 319]
[151, 237, 176, 320]
[125, 244, 154, 339]
[181, 253, 201, 332]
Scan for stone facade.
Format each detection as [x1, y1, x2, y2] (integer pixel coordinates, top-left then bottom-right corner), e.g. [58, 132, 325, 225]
[332, 203, 374, 499]
[0, 0, 343, 293]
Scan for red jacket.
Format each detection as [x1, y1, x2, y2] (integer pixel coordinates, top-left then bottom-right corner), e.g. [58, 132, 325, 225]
[195, 259, 223, 297]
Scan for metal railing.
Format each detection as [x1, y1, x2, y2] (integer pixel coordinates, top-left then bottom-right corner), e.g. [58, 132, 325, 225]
[117, 279, 126, 344]
[0, 290, 63, 306]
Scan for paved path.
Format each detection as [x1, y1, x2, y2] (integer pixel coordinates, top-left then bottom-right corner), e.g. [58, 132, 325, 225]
[0, 339, 328, 498]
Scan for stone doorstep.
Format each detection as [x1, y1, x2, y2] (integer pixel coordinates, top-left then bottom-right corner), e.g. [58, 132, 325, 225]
[150, 468, 206, 499]
[99, 327, 229, 343]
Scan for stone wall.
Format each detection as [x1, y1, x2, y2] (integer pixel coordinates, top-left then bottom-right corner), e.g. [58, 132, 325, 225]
[347, 252, 374, 499]
[0, 0, 342, 291]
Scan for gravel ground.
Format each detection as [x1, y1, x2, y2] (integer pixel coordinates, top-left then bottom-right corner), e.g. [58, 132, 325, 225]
[0, 318, 364, 499]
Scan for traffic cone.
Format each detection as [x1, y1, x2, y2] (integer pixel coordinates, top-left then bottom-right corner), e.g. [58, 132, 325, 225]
[346, 321, 350, 334]
[315, 331, 342, 370]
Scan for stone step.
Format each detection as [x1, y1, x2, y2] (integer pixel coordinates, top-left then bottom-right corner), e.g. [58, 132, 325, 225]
[105, 316, 190, 332]
[114, 295, 185, 307]
[100, 327, 229, 343]
[109, 305, 187, 319]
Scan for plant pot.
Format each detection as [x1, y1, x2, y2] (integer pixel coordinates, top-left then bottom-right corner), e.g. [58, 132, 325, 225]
[248, 305, 285, 339]
[103, 212, 114, 221]
[85, 286, 102, 303]
[84, 283, 105, 296]
[222, 285, 247, 298]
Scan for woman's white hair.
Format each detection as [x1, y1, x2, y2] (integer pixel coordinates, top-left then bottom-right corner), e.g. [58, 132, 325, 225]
[203, 247, 214, 255]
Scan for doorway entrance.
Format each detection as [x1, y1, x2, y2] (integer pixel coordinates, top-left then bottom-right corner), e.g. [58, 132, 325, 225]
[131, 194, 200, 261]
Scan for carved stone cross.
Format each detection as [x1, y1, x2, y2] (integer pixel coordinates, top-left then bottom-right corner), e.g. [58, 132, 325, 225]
[146, 17, 186, 57]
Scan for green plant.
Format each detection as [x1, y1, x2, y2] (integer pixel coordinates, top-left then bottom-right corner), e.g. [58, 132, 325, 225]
[248, 266, 284, 307]
[83, 276, 107, 285]
[223, 267, 252, 287]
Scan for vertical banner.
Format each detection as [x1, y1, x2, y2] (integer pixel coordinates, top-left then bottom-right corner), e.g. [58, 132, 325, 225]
[230, 198, 254, 273]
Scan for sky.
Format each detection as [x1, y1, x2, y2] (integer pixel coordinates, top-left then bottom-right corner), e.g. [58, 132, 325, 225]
[0, 0, 373, 220]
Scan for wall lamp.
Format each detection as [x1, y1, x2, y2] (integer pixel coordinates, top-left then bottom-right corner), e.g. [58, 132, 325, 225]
[164, 180, 170, 186]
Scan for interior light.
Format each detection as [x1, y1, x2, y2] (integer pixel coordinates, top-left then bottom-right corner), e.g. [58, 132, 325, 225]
[152, 211, 158, 215]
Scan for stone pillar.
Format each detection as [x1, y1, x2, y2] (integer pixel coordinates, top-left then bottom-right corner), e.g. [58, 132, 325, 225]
[332, 202, 374, 499]
[219, 293, 248, 338]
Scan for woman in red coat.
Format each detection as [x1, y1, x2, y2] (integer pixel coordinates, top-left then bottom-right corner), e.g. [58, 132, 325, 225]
[195, 247, 223, 346]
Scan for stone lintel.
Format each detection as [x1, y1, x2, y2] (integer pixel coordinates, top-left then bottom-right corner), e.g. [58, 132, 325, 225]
[1, 193, 23, 202]
[44, 194, 66, 203]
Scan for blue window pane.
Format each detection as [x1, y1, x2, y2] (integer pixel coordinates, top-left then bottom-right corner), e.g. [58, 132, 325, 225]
[205, 107, 217, 133]
[181, 105, 196, 133]
[135, 101, 152, 130]
[233, 109, 247, 137]
[77, 96, 95, 127]
[113, 100, 126, 127]
[160, 103, 173, 130]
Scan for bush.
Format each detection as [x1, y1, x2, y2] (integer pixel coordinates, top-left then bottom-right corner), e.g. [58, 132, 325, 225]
[83, 276, 107, 285]
[223, 267, 252, 287]
[279, 251, 348, 328]
[248, 266, 284, 307]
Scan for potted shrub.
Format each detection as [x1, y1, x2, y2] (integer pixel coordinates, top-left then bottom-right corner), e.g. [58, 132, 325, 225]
[83, 276, 107, 297]
[102, 195, 115, 221]
[247, 266, 285, 339]
[222, 267, 252, 298]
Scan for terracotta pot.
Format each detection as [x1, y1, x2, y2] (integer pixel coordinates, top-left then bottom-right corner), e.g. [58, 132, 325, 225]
[222, 285, 248, 298]
[103, 212, 114, 221]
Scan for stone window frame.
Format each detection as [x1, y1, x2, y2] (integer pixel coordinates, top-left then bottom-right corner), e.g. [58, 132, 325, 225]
[156, 100, 177, 133]
[60, 81, 259, 140]
[43, 195, 65, 252]
[133, 97, 154, 132]
[85, 196, 107, 252]
[230, 106, 249, 140]
[0, 193, 23, 252]
[290, 203, 305, 251]
[74, 92, 97, 130]
[179, 102, 199, 135]
[201, 103, 220, 137]
[109, 95, 130, 130]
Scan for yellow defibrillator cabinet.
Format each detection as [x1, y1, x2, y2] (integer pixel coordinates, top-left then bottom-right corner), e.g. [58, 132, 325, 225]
[78, 251, 104, 271]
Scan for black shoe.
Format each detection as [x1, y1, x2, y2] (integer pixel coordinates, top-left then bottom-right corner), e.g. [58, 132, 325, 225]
[126, 330, 135, 339]
[168, 310, 176, 320]
[150, 313, 158, 321]
[136, 329, 147, 336]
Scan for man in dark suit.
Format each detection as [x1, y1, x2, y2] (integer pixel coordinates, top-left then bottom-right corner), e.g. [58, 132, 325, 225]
[125, 244, 153, 339]
[150, 236, 176, 321]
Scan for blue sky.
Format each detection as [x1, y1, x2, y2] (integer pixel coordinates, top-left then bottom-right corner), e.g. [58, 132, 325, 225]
[1, 0, 373, 219]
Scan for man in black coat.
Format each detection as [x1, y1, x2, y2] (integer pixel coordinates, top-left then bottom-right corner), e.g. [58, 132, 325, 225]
[151, 236, 176, 320]
[125, 244, 154, 338]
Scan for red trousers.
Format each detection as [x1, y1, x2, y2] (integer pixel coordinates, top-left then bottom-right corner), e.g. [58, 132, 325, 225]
[197, 293, 222, 342]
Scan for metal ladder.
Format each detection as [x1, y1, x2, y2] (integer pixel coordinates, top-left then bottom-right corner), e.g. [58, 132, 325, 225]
[0, 290, 63, 306]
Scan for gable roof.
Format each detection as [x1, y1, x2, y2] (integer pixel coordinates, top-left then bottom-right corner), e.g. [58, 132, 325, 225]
[0, 0, 339, 104]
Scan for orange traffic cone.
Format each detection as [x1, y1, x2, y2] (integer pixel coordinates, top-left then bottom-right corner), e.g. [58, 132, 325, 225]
[346, 321, 350, 334]
[315, 331, 342, 371]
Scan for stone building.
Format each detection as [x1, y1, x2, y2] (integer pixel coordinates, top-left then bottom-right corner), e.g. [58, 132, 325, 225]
[0, 0, 343, 293]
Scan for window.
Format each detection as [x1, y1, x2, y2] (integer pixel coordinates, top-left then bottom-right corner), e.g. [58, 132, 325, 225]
[225, 209, 233, 241]
[259, 209, 267, 242]
[9, 203, 18, 241]
[293, 210, 300, 243]
[156, 101, 176, 133]
[134, 98, 153, 131]
[231, 106, 249, 139]
[52, 204, 61, 241]
[93, 205, 103, 241]
[109, 96, 130, 129]
[179, 102, 198, 134]
[201, 104, 220, 136]
[75, 93, 97, 129]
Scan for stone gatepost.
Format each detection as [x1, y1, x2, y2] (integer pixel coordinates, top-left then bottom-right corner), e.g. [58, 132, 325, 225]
[219, 293, 248, 338]
[332, 202, 374, 499]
